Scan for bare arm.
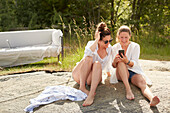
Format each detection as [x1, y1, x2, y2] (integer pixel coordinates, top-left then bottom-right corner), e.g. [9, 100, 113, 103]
[127, 60, 134, 67]
[120, 53, 134, 67]
[90, 31, 100, 52]
[120, 44, 140, 67]
[112, 54, 122, 68]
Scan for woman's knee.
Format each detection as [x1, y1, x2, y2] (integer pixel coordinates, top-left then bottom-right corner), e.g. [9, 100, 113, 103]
[72, 69, 77, 77]
[93, 61, 102, 70]
[137, 79, 147, 88]
[84, 56, 93, 64]
[92, 61, 102, 80]
[72, 71, 80, 84]
[117, 61, 125, 67]
[116, 61, 129, 76]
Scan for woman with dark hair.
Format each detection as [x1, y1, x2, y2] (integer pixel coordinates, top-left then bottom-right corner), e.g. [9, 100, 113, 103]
[111, 25, 160, 106]
[72, 22, 113, 106]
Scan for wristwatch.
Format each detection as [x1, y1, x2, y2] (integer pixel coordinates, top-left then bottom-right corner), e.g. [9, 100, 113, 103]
[126, 60, 130, 65]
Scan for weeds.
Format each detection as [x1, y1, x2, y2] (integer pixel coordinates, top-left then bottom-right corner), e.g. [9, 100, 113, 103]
[0, 17, 169, 75]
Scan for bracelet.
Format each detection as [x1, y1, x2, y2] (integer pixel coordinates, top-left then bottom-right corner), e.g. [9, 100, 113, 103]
[126, 60, 130, 65]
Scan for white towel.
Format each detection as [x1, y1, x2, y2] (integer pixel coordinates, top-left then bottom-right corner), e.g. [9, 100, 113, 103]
[24, 85, 87, 113]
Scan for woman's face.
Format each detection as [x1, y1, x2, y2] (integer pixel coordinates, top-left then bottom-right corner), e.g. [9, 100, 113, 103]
[100, 35, 112, 48]
[119, 32, 131, 46]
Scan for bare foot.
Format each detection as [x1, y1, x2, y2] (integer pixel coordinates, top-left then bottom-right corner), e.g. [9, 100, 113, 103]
[150, 96, 160, 106]
[126, 90, 135, 100]
[82, 93, 95, 107]
[79, 87, 89, 95]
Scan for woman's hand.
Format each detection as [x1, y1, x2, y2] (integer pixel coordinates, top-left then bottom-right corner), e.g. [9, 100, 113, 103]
[113, 54, 122, 67]
[120, 53, 129, 64]
[94, 31, 100, 41]
[90, 31, 100, 52]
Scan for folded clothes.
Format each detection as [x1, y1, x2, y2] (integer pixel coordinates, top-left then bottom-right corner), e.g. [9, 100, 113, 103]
[24, 85, 87, 113]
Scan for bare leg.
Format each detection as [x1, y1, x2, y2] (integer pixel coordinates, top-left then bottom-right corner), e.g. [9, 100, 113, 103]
[131, 74, 160, 106]
[72, 56, 93, 95]
[116, 62, 134, 100]
[83, 61, 102, 107]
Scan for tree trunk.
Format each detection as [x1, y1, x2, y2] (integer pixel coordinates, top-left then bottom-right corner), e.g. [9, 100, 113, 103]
[92, 3, 96, 24]
[131, 0, 136, 32]
[87, 0, 91, 23]
[111, 0, 114, 32]
[135, 0, 141, 31]
[97, 1, 100, 24]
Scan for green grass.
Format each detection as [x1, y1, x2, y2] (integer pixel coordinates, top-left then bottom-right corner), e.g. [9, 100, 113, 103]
[0, 47, 85, 75]
[138, 34, 170, 61]
[60, 47, 85, 70]
[140, 45, 170, 61]
[0, 22, 169, 75]
[0, 43, 169, 76]
[140, 54, 170, 61]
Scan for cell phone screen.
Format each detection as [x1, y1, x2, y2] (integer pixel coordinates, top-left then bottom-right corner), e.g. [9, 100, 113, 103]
[119, 50, 125, 58]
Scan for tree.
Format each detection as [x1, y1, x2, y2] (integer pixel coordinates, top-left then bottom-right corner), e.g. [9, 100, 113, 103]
[0, 0, 17, 31]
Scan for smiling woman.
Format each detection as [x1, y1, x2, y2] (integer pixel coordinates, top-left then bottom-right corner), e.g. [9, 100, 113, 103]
[111, 25, 160, 106]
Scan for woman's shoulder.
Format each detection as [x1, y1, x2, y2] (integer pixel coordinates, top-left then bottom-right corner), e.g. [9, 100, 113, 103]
[87, 40, 95, 44]
[130, 41, 140, 48]
[112, 43, 120, 49]
[86, 40, 95, 47]
[113, 42, 120, 46]
[87, 40, 95, 43]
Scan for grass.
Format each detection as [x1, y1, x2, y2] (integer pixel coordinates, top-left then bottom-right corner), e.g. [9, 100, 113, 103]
[0, 20, 169, 75]
[0, 47, 85, 75]
[140, 44, 170, 61]
[138, 33, 170, 61]
[0, 42, 169, 76]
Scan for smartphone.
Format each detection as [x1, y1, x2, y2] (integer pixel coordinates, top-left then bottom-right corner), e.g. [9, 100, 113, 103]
[119, 50, 125, 58]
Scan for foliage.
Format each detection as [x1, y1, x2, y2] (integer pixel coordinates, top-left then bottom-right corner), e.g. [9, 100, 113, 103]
[0, 0, 169, 35]
[0, 0, 17, 31]
[0, 0, 169, 75]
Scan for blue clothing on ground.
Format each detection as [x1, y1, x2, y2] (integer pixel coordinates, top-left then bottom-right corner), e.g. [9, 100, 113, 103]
[24, 85, 87, 113]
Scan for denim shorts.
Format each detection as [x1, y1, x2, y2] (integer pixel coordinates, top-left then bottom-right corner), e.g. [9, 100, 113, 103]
[128, 70, 137, 82]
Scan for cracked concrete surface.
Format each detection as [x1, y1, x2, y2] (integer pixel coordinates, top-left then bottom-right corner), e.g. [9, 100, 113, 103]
[0, 59, 170, 113]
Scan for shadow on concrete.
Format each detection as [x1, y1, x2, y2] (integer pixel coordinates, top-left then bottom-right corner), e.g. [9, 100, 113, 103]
[72, 77, 144, 113]
[31, 77, 160, 113]
[150, 106, 160, 113]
